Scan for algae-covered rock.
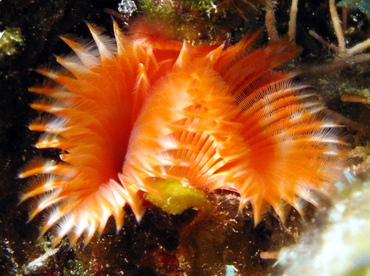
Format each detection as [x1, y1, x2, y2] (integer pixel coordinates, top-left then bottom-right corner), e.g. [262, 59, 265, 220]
[277, 170, 370, 276]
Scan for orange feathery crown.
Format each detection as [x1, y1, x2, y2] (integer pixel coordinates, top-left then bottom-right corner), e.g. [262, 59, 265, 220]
[19, 21, 349, 245]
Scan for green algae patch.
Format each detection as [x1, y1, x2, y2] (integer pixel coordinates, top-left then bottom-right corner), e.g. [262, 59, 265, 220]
[144, 179, 212, 215]
[136, 0, 261, 45]
[0, 27, 24, 59]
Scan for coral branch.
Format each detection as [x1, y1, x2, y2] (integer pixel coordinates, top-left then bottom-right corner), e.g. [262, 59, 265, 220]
[329, 0, 346, 56]
[309, 30, 340, 51]
[309, 0, 370, 70]
[348, 38, 370, 56]
[341, 94, 370, 104]
[308, 53, 370, 73]
[341, 7, 348, 31]
[288, 0, 299, 42]
[265, 0, 279, 42]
